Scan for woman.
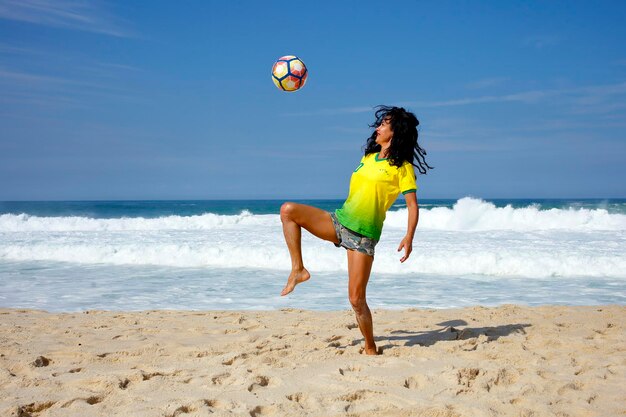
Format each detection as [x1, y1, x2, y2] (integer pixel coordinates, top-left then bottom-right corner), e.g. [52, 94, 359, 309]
[279, 105, 432, 355]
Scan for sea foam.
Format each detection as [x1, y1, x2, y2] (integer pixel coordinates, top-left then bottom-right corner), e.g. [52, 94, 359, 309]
[1, 198, 624, 278]
[1, 197, 624, 232]
[386, 197, 626, 231]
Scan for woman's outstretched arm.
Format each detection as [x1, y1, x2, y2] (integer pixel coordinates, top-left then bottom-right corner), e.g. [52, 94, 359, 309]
[397, 192, 418, 263]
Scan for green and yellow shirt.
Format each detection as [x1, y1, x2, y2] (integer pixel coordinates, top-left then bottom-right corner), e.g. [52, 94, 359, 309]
[335, 152, 417, 240]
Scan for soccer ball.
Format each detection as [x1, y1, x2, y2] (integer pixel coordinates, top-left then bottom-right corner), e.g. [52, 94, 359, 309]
[271, 55, 308, 92]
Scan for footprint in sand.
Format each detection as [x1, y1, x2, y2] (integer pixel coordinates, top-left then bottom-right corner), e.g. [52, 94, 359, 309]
[141, 371, 164, 380]
[255, 340, 270, 349]
[338, 365, 369, 384]
[194, 350, 218, 358]
[247, 375, 273, 392]
[404, 373, 429, 389]
[339, 389, 403, 414]
[51, 367, 82, 377]
[491, 368, 519, 387]
[474, 368, 521, 393]
[210, 372, 231, 385]
[204, 399, 240, 411]
[325, 335, 345, 348]
[261, 355, 279, 366]
[286, 392, 307, 403]
[338, 364, 361, 376]
[168, 398, 243, 416]
[61, 395, 104, 408]
[456, 367, 481, 388]
[204, 399, 224, 408]
[222, 353, 249, 365]
[574, 364, 593, 376]
[249, 404, 279, 416]
[17, 401, 56, 416]
[337, 389, 384, 403]
[165, 404, 194, 417]
[557, 381, 584, 395]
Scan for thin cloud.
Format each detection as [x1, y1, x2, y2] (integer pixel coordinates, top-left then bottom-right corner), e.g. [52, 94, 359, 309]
[95, 62, 142, 72]
[283, 105, 371, 116]
[287, 90, 556, 116]
[0, 42, 143, 78]
[0, 42, 44, 55]
[579, 82, 626, 96]
[426, 140, 505, 152]
[0, 67, 125, 90]
[0, 91, 81, 108]
[326, 126, 367, 134]
[523, 35, 561, 48]
[425, 118, 626, 142]
[0, 67, 149, 109]
[407, 89, 551, 107]
[0, 67, 148, 93]
[0, 68, 75, 84]
[75, 62, 144, 80]
[295, 81, 626, 117]
[0, 0, 135, 37]
[465, 77, 509, 90]
[565, 82, 626, 113]
[568, 101, 626, 115]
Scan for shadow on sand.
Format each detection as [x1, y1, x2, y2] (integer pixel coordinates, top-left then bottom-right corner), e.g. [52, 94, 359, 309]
[352, 319, 532, 351]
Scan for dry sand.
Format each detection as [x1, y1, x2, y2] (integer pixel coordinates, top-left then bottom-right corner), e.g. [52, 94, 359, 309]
[1, 305, 624, 417]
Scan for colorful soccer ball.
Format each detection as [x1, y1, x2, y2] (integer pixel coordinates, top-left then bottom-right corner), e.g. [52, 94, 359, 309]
[271, 55, 308, 92]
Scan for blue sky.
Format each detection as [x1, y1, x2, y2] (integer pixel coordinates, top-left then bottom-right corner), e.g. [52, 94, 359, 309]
[1, 0, 625, 200]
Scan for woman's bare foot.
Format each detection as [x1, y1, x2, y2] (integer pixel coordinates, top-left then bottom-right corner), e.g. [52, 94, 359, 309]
[280, 268, 311, 296]
[359, 345, 381, 355]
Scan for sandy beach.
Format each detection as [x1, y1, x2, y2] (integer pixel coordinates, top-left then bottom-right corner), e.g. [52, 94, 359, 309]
[1, 305, 624, 417]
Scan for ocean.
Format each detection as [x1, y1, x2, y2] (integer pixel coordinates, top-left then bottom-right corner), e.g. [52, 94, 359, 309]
[0, 197, 625, 312]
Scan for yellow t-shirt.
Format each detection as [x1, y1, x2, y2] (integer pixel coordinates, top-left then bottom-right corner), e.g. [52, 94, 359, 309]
[335, 152, 417, 240]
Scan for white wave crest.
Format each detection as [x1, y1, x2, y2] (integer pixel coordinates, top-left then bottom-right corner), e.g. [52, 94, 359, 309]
[0, 210, 276, 232]
[1, 198, 624, 278]
[2, 197, 625, 233]
[386, 197, 626, 231]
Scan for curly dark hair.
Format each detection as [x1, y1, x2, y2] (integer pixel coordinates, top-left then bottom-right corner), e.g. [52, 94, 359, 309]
[363, 105, 433, 174]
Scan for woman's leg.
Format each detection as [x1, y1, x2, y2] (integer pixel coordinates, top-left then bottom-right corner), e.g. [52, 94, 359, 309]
[279, 202, 339, 296]
[347, 249, 378, 355]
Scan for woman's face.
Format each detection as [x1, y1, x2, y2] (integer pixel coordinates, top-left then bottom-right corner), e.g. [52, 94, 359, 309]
[375, 117, 393, 147]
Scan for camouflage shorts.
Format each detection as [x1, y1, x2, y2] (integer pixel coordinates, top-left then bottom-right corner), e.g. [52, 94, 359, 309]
[329, 212, 377, 257]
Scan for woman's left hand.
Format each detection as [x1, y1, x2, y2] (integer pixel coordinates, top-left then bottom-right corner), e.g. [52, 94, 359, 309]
[397, 236, 413, 263]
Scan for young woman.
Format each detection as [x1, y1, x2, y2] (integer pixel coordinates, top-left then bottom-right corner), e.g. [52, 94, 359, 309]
[279, 105, 432, 355]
